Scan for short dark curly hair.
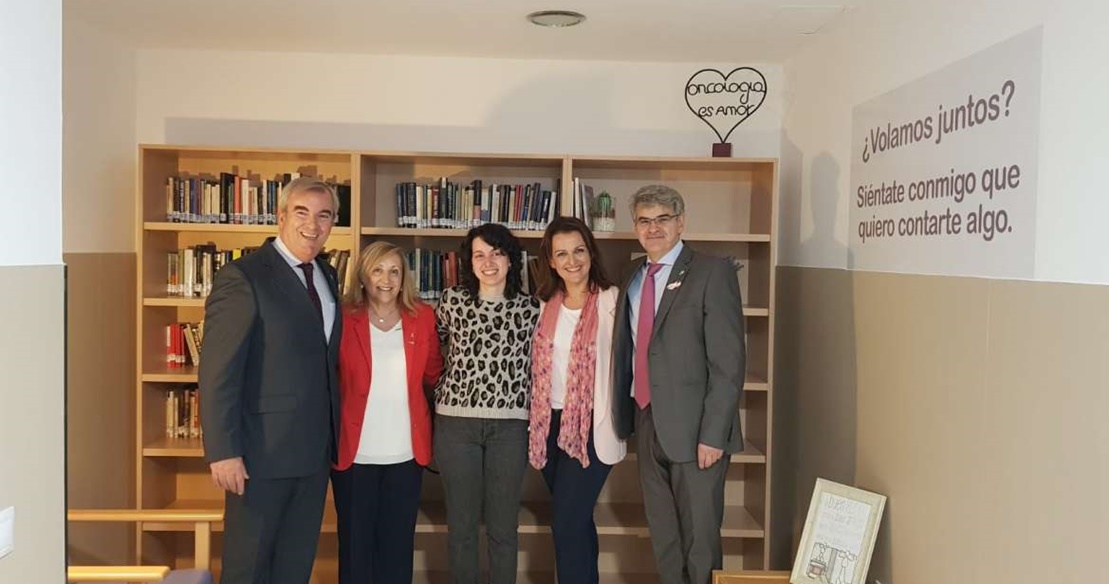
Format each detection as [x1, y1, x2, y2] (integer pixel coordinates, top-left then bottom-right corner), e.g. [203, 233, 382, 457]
[459, 223, 526, 300]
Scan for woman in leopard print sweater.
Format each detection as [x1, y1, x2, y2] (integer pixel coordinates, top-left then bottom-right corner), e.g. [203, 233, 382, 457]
[433, 223, 540, 584]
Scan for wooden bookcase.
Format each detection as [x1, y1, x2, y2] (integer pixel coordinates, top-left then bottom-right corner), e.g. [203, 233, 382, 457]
[134, 145, 777, 583]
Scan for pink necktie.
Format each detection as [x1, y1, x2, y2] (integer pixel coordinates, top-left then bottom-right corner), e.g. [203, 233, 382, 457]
[635, 262, 664, 409]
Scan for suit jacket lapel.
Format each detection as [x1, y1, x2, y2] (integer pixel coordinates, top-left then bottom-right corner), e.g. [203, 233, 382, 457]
[652, 245, 694, 336]
[318, 253, 340, 300]
[261, 241, 312, 309]
[261, 240, 327, 338]
[616, 258, 646, 340]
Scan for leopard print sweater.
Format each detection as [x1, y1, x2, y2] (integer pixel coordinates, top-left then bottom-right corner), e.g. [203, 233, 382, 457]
[434, 286, 541, 420]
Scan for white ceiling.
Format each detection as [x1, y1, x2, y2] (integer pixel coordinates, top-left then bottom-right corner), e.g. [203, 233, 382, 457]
[65, 0, 856, 63]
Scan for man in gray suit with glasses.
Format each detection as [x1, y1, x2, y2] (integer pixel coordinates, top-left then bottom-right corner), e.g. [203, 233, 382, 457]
[612, 184, 746, 584]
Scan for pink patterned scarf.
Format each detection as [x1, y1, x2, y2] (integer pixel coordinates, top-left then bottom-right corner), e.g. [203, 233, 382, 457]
[529, 289, 599, 469]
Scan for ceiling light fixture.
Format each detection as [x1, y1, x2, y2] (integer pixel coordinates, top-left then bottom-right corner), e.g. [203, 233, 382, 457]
[527, 10, 586, 28]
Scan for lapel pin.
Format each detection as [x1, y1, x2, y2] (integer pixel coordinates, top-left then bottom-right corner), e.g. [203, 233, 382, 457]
[667, 281, 683, 290]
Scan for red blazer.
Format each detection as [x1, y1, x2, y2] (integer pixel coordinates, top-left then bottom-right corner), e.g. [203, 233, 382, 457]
[335, 303, 443, 470]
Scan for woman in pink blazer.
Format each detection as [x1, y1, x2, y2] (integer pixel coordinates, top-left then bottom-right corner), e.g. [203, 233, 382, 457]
[333, 241, 443, 584]
[528, 216, 627, 584]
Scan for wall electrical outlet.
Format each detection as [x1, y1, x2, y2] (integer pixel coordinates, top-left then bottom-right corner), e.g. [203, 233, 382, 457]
[0, 506, 14, 560]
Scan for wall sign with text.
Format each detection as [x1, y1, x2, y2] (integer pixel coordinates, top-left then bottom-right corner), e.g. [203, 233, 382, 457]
[685, 67, 767, 147]
[849, 28, 1042, 278]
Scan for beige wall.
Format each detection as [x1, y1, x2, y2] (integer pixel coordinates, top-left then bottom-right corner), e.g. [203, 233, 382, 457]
[133, 49, 783, 159]
[773, 266, 1109, 583]
[771, 266, 858, 568]
[62, 7, 141, 567]
[0, 266, 66, 584]
[62, 16, 137, 254]
[64, 253, 136, 565]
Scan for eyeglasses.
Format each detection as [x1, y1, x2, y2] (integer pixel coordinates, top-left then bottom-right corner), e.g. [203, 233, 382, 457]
[634, 214, 680, 230]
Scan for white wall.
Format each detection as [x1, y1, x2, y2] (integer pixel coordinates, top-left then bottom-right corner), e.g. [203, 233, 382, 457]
[781, 0, 1109, 285]
[0, 1, 66, 583]
[63, 17, 137, 254]
[0, 0, 62, 266]
[135, 51, 782, 160]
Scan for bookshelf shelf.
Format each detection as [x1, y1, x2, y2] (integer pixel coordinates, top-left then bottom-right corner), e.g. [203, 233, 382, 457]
[142, 436, 204, 457]
[144, 222, 354, 236]
[341, 570, 664, 584]
[141, 371, 197, 383]
[141, 500, 763, 539]
[361, 227, 547, 239]
[360, 227, 770, 243]
[625, 440, 766, 465]
[744, 374, 770, 392]
[143, 297, 206, 308]
[134, 145, 778, 578]
[592, 231, 771, 243]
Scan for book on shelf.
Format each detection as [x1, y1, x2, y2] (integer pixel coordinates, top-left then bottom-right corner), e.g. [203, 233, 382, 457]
[405, 249, 458, 302]
[395, 178, 560, 231]
[400, 249, 546, 300]
[165, 386, 202, 439]
[167, 245, 257, 298]
[325, 248, 352, 298]
[166, 246, 351, 299]
[164, 172, 351, 227]
[525, 253, 550, 296]
[572, 177, 597, 229]
[166, 322, 204, 368]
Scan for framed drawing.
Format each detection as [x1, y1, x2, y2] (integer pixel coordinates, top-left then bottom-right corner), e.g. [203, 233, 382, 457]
[791, 479, 886, 584]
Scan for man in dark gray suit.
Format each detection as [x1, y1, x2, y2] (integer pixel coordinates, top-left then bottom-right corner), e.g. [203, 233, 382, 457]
[612, 184, 746, 584]
[200, 177, 342, 584]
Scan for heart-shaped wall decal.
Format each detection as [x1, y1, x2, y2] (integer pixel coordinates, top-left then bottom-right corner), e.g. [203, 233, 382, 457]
[685, 67, 768, 143]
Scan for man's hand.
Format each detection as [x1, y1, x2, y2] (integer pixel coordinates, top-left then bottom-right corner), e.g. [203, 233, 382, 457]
[210, 457, 249, 495]
[697, 443, 724, 470]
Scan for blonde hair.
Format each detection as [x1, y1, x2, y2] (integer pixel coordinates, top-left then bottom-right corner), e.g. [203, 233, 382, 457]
[343, 241, 419, 315]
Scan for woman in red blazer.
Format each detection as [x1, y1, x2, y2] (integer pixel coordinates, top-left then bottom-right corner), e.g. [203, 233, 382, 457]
[332, 241, 443, 584]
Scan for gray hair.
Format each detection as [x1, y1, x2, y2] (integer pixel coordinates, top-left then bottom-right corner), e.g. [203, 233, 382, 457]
[628, 184, 685, 217]
[278, 176, 340, 218]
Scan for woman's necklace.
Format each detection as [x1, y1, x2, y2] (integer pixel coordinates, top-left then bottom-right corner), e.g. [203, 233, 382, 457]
[369, 304, 398, 324]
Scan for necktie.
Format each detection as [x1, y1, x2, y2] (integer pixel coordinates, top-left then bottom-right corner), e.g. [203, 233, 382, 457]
[297, 262, 323, 322]
[634, 262, 664, 409]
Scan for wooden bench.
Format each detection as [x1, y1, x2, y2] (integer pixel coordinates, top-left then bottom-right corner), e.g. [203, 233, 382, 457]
[713, 570, 793, 584]
[67, 508, 222, 583]
[67, 565, 170, 582]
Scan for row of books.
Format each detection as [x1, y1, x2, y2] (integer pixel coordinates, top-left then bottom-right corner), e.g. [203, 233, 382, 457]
[405, 249, 457, 301]
[166, 246, 353, 298]
[165, 387, 202, 439]
[167, 246, 247, 298]
[395, 179, 560, 231]
[164, 173, 351, 226]
[162, 172, 601, 231]
[166, 322, 204, 368]
[403, 248, 549, 300]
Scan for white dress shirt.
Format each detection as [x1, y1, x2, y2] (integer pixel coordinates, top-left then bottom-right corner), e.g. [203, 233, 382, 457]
[627, 240, 684, 393]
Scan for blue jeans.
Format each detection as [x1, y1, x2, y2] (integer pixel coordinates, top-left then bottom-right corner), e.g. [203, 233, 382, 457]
[433, 415, 529, 584]
[540, 409, 612, 584]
